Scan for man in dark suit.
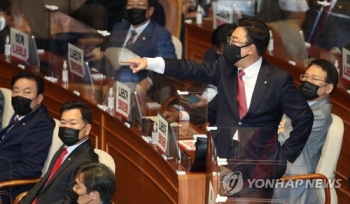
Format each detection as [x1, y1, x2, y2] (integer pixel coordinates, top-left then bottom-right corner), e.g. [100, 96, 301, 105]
[122, 17, 314, 198]
[73, 162, 116, 204]
[85, 0, 176, 102]
[0, 71, 54, 203]
[19, 101, 99, 204]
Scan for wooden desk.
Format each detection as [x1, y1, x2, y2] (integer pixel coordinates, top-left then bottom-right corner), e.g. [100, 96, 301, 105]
[185, 19, 350, 203]
[0, 56, 206, 204]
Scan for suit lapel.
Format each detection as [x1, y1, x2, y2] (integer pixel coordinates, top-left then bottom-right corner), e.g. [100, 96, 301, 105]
[43, 140, 91, 188]
[0, 106, 44, 146]
[222, 62, 240, 120]
[247, 61, 271, 116]
[129, 21, 154, 50]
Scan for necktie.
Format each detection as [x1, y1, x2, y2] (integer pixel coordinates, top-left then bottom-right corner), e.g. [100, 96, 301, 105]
[46, 148, 68, 183]
[236, 70, 248, 119]
[14, 117, 19, 125]
[125, 30, 137, 48]
[32, 148, 68, 204]
[310, 0, 331, 44]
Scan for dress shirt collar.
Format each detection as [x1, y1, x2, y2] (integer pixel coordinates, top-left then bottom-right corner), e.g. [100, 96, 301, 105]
[16, 115, 25, 121]
[238, 57, 262, 78]
[130, 20, 150, 35]
[65, 138, 89, 156]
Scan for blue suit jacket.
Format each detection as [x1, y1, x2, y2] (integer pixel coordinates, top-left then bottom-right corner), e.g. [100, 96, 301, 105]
[0, 105, 54, 201]
[163, 57, 313, 176]
[108, 20, 176, 82]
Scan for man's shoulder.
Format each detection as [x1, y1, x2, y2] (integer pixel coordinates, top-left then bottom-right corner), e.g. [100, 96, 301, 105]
[149, 20, 171, 35]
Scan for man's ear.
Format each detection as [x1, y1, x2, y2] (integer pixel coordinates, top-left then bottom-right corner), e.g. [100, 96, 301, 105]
[147, 6, 155, 17]
[90, 191, 100, 200]
[325, 83, 334, 94]
[37, 93, 44, 104]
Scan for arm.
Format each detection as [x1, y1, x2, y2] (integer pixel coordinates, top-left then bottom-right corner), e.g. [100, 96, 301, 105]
[280, 74, 314, 162]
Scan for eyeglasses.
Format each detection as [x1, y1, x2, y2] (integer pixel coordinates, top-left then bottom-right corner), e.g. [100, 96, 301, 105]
[126, 3, 149, 9]
[300, 74, 327, 83]
[226, 37, 248, 46]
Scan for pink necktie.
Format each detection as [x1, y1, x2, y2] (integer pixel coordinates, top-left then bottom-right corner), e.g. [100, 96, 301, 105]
[236, 70, 248, 119]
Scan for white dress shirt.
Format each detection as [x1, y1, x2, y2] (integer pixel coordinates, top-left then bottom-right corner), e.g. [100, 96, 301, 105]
[123, 20, 151, 47]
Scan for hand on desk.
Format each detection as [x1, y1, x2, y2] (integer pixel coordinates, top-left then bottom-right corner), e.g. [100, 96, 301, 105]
[163, 108, 181, 123]
[85, 47, 104, 61]
[120, 58, 148, 73]
[183, 94, 209, 109]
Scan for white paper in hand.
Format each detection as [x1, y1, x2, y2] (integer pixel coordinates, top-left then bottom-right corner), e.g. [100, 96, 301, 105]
[105, 47, 140, 70]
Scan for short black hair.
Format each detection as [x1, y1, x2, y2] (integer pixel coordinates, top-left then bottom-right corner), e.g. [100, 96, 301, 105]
[211, 23, 237, 47]
[11, 71, 44, 96]
[0, 0, 11, 15]
[148, 0, 158, 7]
[308, 59, 339, 90]
[60, 101, 93, 124]
[237, 18, 270, 56]
[75, 162, 116, 202]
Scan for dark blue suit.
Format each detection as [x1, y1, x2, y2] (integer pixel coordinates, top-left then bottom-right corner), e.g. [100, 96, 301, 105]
[107, 20, 176, 83]
[0, 105, 54, 202]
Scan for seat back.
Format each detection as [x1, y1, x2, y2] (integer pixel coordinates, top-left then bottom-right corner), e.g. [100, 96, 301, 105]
[0, 88, 15, 129]
[316, 114, 344, 204]
[42, 118, 63, 176]
[94, 149, 116, 173]
[159, 0, 182, 38]
[172, 35, 183, 59]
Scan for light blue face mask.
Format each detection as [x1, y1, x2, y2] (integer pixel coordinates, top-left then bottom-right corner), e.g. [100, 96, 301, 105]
[0, 17, 6, 31]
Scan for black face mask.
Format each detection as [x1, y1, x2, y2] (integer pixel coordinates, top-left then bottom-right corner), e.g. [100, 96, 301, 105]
[300, 81, 321, 100]
[58, 126, 86, 146]
[125, 8, 147, 25]
[11, 96, 33, 116]
[223, 43, 251, 64]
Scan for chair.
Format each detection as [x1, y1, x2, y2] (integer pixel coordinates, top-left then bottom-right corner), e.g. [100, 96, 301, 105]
[0, 118, 62, 194]
[172, 35, 183, 59]
[41, 119, 63, 176]
[279, 113, 344, 204]
[159, 0, 182, 38]
[0, 87, 15, 129]
[94, 149, 116, 173]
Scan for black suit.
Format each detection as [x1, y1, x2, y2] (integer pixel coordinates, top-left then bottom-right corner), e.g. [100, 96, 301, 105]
[19, 139, 98, 204]
[163, 57, 313, 165]
[0, 105, 54, 202]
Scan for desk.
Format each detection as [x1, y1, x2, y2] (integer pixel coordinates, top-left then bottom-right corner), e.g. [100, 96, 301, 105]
[0, 55, 206, 204]
[185, 19, 350, 203]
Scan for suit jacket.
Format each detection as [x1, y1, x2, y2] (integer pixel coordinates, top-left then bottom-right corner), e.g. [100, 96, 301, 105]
[273, 97, 332, 203]
[107, 20, 176, 83]
[302, 0, 350, 50]
[19, 139, 99, 204]
[163, 57, 313, 167]
[0, 89, 4, 130]
[0, 105, 54, 201]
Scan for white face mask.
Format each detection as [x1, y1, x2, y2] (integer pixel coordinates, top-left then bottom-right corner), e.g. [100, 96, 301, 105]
[0, 17, 6, 31]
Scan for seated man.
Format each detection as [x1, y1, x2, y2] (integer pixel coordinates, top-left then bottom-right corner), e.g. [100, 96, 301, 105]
[273, 59, 339, 203]
[0, 71, 54, 203]
[88, 0, 176, 101]
[73, 162, 116, 204]
[19, 101, 99, 204]
[302, 0, 350, 55]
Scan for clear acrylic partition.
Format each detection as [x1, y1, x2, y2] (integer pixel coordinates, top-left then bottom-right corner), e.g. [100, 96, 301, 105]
[206, 127, 290, 203]
[0, 157, 12, 203]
